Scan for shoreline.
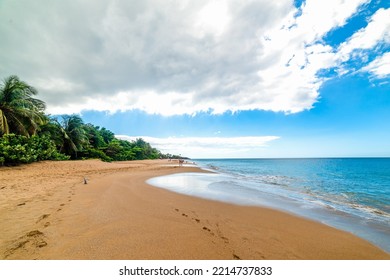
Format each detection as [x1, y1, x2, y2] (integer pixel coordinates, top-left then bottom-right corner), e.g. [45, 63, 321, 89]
[0, 159, 388, 260]
[147, 170, 390, 253]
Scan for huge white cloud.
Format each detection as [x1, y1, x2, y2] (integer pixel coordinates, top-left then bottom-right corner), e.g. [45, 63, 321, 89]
[0, 0, 387, 116]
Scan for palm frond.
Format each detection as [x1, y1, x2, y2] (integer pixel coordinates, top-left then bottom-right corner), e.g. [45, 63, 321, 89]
[0, 109, 10, 135]
[0, 75, 47, 136]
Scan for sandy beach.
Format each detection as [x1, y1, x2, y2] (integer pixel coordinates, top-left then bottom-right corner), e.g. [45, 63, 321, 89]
[0, 159, 388, 260]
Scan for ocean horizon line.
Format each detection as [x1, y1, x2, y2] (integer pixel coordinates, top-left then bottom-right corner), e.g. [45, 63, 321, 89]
[191, 156, 390, 160]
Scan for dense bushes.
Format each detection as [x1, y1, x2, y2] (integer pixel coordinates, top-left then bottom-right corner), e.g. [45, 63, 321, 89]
[0, 134, 69, 166]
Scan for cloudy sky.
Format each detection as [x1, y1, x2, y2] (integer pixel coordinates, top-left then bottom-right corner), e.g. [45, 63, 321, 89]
[1, 0, 389, 158]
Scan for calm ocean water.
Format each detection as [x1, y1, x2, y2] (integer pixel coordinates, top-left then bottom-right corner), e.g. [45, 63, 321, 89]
[148, 158, 390, 252]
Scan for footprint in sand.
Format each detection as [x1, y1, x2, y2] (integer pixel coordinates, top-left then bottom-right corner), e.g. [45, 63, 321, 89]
[202, 226, 211, 232]
[26, 230, 48, 248]
[175, 208, 189, 218]
[175, 209, 224, 239]
[220, 236, 229, 244]
[36, 240, 47, 248]
[36, 214, 50, 223]
[27, 230, 43, 237]
[202, 226, 215, 236]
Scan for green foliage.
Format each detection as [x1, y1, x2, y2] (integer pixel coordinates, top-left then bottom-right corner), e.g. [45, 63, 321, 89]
[0, 75, 47, 136]
[0, 134, 69, 166]
[99, 127, 115, 144]
[38, 118, 64, 149]
[84, 124, 106, 149]
[103, 138, 160, 161]
[132, 138, 160, 160]
[80, 148, 112, 162]
[59, 115, 88, 158]
[105, 140, 134, 161]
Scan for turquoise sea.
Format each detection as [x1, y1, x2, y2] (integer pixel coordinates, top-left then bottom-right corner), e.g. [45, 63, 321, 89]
[148, 158, 390, 253]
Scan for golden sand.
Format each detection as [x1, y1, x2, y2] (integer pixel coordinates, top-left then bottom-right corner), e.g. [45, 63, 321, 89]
[0, 159, 388, 259]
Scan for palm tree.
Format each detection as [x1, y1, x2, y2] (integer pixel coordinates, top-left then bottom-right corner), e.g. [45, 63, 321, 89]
[59, 115, 88, 158]
[39, 117, 66, 150]
[0, 75, 47, 136]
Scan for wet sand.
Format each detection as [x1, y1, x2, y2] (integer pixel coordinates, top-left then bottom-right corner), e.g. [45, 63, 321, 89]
[0, 159, 388, 260]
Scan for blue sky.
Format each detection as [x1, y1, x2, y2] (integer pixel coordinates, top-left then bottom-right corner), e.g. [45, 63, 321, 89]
[1, 0, 389, 158]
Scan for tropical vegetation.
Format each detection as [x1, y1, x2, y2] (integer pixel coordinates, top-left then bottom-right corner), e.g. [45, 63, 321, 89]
[0, 75, 176, 166]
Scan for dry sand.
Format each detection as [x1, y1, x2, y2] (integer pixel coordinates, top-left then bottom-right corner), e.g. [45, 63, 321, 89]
[0, 159, 388, 260]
